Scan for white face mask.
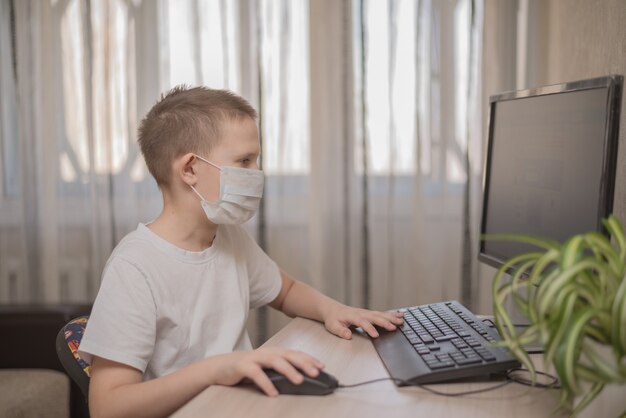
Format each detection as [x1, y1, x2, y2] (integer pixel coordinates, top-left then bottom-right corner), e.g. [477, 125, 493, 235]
[190, 155, 264, 225]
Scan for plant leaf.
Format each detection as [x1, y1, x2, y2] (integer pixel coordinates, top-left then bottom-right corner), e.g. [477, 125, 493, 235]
[554, 308, 595, 394]
[536, 260, 606, 317]
[544, 292, 577, 368]
[560, 235, 584, 269]
[612, 275, 626, 356]
[603, 215, 626, 261]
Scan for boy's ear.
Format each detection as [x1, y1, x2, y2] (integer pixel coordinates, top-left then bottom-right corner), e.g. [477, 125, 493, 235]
[178, 153, 199, 186]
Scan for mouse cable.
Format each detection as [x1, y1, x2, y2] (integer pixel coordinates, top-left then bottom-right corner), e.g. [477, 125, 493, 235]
[339, 368, 560, 396]
[505, 368, 560, 389]
[481, 318, 497, 328]
[339, 377, 511, 397]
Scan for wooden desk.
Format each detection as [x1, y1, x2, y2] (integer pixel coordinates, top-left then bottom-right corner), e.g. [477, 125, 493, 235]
[171, 317, 566, 418]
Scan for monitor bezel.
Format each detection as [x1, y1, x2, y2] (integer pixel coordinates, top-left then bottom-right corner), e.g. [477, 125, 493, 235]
[478, 75, 623, 271]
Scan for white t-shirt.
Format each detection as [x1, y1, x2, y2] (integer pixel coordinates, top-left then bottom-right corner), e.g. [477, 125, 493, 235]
[78, 223, 281, 381]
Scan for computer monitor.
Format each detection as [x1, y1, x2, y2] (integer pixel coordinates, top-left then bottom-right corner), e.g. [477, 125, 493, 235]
[479, 75, 623, 270]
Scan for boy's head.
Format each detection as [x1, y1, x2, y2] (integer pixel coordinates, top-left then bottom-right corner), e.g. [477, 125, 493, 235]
[138, 86, 258, 189]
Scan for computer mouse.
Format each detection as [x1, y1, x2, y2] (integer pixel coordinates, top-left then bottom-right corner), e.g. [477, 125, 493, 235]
[263, 368, 339, 396]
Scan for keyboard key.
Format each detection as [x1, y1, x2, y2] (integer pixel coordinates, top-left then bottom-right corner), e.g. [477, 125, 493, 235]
[400, 321, 412, 330]
[454, 357, 482, 365]
[434, 334, 456, 342]
[427, 361, 455, 369]
[421, 354, 436, 362]
[475, 349, 496, 361]
[407, 336, 422, 345]
[460, 348, 476, 356]
[450, 341, 463, 348]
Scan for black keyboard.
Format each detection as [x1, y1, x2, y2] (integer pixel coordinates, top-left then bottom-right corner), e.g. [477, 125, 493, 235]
[371, 301, 520, 384]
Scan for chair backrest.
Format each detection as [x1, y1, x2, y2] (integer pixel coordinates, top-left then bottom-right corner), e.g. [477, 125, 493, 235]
[56, 315, 91, 399]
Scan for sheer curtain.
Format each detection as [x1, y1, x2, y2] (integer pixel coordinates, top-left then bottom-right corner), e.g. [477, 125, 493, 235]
[307, 0, 485, 315]
[351, 0, 483, 311]
[0, 0, 485, 345]
[0, 0, 162, 304]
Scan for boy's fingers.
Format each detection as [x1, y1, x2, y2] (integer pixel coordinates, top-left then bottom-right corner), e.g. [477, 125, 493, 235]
[377, 311, 404, 324]
[327, 320, 352, 339]
[390, 311, 405, 323]
[357, 319, 379, 338]
[270, 357, 303, 385]
[374, 314, 404, 331]
[285, 352, 324, 377]
[248, 367, 278, 397]
[371, 316, 397, 331]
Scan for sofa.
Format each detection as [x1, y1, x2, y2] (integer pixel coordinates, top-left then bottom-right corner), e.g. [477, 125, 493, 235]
[0, 304, 91, 418]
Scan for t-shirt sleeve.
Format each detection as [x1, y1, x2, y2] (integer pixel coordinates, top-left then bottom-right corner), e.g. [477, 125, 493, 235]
[237, 227, 282, 309]
[78, 257, 157, 373]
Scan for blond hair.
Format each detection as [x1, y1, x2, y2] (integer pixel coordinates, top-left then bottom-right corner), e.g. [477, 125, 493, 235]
[138, 85, 257, 187]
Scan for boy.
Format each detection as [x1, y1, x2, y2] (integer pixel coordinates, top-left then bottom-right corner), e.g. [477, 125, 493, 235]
[79, 86, 404, 418]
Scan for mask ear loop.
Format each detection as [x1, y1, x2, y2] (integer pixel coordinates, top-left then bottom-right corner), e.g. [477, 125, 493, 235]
[190, 154, 222, 203]
[189, 185, 206, 201]
[194, 154, 222, 170]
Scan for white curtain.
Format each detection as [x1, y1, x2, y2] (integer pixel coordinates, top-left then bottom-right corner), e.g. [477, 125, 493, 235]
[0, 0, 485, 345]
[0, 0, 163, 304]
[349, 0, 485, 313]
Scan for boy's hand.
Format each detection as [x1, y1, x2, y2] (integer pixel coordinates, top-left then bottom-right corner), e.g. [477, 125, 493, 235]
[209, 346, 324, 397]
[323, 305, 404, 339]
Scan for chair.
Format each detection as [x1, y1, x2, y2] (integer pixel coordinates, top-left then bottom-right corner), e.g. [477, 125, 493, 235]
[56, 316, 91, 399]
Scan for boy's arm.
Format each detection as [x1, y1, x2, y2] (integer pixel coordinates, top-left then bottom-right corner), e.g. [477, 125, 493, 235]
[269, 270, 404, 339]
[89, 347, 324, 418]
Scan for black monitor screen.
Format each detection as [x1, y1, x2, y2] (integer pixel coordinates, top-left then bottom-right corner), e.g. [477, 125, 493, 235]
[480, 76, 622, 268]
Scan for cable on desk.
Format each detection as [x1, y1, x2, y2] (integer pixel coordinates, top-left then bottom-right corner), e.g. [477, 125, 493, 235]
[338, 377, 395, 388]
[505, 368, 560, 389]
[412, 379, 512, 397]
[338, 377, 512, 397]
[338, 368, 560, 396]
[481, 318, 496, 328]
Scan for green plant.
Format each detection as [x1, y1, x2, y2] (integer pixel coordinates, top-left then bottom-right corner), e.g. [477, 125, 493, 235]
[486, 215, 626, 417]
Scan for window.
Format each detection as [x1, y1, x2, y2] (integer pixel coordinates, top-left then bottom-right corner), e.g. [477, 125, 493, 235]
[354, 0, 473, 183]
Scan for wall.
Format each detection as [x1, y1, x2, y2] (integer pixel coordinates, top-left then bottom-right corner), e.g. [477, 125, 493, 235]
[541, 0, 626, 220]
[476, 0, 626, 314]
